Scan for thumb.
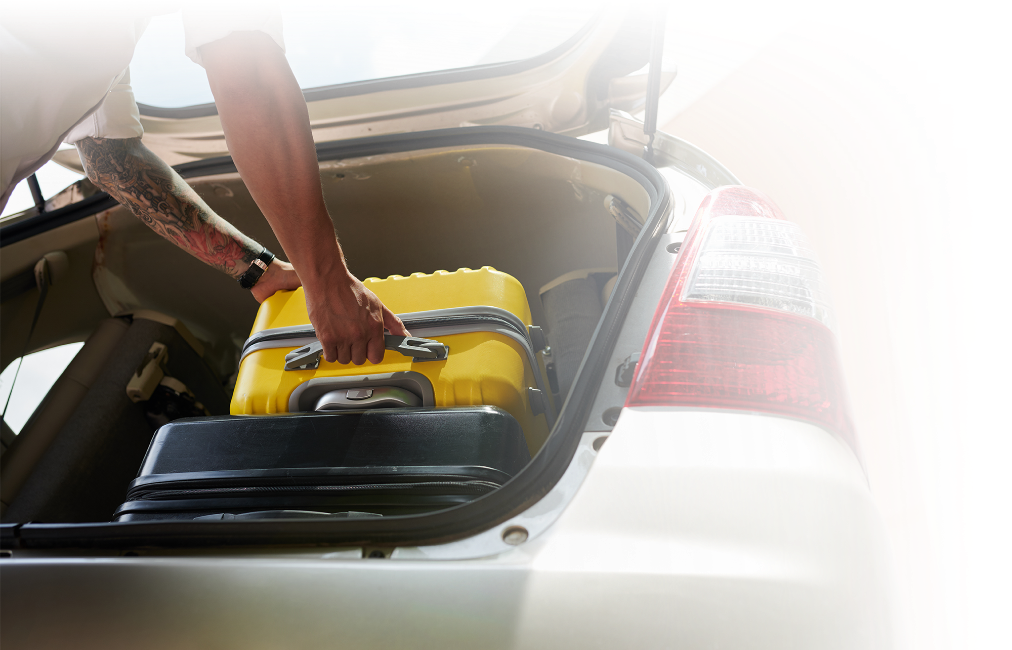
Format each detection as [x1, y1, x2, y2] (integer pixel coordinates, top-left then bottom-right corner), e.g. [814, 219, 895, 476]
[383, 306, 409, 337]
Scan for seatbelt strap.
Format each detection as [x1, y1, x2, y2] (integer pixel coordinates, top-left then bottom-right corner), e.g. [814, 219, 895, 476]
[0, 259, 52, 426]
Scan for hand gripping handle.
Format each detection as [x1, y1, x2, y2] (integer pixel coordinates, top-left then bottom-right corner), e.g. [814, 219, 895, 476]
[284, 335, 448, 371]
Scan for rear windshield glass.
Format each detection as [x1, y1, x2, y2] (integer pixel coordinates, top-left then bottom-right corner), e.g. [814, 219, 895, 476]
[130, 1, 604, 108]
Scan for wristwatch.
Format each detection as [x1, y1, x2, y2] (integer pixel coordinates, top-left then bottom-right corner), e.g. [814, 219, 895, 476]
[238, 247, 275, 290]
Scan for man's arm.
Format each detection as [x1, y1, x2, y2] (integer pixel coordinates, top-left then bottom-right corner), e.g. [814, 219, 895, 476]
[198, 31, 408, 366]
[76, 136, 301, 302]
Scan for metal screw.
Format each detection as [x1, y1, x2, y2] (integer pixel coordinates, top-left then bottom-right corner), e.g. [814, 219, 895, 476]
[666, 242, 682, 254]
[502, 525, 529, 545]
[602, 406, 622, 426]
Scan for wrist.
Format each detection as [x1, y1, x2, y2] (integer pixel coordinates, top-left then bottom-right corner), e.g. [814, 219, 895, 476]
[250, 259, 302, 303]
[294, 243, 353, 289]
[238, 247, 275, 289]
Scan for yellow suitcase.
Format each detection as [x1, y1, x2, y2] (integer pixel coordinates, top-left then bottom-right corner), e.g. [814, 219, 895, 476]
[231, 267, 554, 453]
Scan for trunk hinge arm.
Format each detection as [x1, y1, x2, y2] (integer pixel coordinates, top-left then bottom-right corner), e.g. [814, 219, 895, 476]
[27, 173, 46, 214]
[643, 7, 668, 164]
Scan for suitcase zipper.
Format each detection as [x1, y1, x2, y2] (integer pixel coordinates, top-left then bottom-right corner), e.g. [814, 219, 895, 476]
[238, 306, 556, 424]
[240, 306, 536, 360]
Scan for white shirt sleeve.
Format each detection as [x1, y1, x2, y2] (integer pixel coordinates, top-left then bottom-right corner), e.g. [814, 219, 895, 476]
[181, 7, 285, 68]
[63, 67, 144, 143]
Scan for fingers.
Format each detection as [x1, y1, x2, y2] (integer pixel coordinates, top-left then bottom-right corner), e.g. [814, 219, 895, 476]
[330, 324, 381, 366]
[383, 305, 410, 337]
[321, 340, 338, 364]
[334, 343, 349, 365]
[367, 333, 386, 365]
[351, 341, 368, 366]
[320, 323, 382, 366]
[319, 339, 338, 363]
[302, 275, 402, 367]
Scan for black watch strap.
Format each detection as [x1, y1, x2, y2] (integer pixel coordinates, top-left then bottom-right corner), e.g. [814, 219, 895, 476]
[238, 248, 275, 290]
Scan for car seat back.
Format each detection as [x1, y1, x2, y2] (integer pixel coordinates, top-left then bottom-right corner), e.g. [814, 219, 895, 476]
[1, 313, 228, 523]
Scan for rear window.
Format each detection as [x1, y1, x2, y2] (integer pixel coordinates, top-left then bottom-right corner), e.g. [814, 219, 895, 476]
[130, 1, 605, 108]
[0, 342, 84, 434]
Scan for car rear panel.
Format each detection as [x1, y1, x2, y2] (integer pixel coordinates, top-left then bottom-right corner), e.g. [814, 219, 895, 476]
[1, 410, 893, 649]
[0, 122, 894, 647]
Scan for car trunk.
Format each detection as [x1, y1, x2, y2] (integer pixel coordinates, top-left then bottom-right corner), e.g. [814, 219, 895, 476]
[0, 127, 670, 544]
[0, 0, 692, 538]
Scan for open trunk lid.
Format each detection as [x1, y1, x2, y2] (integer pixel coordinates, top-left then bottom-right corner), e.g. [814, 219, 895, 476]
[52, 7, 671, 171]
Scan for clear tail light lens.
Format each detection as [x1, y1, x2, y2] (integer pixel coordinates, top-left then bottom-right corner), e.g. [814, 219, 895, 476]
[626, 186, 856, 453]
[683, 217, 835, 329]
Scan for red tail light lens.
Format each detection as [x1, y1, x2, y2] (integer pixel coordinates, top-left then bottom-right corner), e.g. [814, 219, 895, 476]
[626, 186, 856, 453]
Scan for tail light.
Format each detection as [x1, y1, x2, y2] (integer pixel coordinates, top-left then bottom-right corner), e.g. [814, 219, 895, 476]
[626, 186, 856, 454]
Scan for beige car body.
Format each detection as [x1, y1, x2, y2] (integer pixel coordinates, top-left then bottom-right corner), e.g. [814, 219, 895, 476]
[0, 8, 895, 648]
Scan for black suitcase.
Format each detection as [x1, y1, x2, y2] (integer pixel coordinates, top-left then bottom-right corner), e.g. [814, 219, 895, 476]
[114, 407, 529, 521]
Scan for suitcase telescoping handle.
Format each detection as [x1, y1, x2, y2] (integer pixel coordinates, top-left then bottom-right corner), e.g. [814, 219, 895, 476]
[284, 335, 449, 371]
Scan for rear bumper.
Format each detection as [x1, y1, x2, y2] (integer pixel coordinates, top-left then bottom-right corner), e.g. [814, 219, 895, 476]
[0, 409, 895, 649]
[518, 407, 895, 648]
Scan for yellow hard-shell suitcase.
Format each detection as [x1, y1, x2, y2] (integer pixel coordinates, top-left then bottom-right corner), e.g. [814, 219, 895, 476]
[231, 267, 554, 452]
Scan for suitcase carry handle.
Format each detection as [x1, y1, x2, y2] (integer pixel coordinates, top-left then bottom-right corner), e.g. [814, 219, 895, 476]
[284, 335, 449, 370]
[383, 334, 450, 361]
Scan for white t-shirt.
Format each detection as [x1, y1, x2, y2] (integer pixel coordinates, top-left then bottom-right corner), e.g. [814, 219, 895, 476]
[0, 8, 284, 209]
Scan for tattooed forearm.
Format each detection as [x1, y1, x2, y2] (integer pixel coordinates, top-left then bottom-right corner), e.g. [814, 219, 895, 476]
[76, 137, 260, 279]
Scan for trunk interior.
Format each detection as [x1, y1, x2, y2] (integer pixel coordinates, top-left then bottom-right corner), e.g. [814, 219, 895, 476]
[0, 139, 654, 526]
[92, 144, 650, 375]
